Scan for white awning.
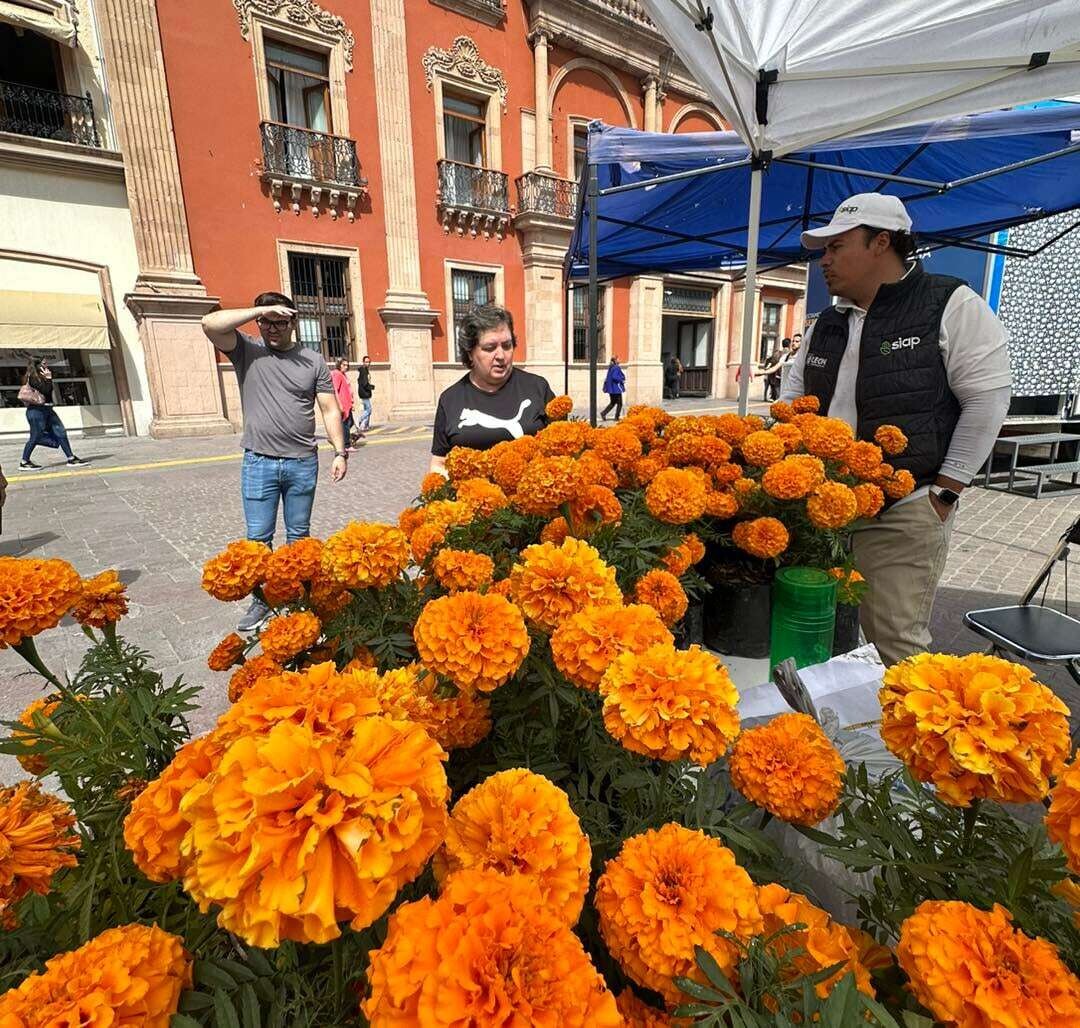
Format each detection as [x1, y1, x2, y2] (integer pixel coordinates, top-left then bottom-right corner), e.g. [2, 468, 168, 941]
[0, 290, 109, 350]
[0, 0, 77, 47]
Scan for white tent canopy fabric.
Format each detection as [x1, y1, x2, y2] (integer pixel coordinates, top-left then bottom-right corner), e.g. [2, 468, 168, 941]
[640, 0, 1080, 156]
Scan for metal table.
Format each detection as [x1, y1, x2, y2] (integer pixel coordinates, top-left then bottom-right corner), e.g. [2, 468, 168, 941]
[984, 431, 1080, 491]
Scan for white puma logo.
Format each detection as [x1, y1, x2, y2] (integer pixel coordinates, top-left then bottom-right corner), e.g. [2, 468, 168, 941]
[457, 399, 532, 439]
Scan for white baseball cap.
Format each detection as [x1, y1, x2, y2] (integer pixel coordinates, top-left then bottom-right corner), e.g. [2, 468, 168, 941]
[800, 194, 913, 250]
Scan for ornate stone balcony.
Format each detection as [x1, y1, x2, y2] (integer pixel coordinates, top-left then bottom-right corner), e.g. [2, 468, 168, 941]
[0, 79, 100, 147]
[515, 170, 577, 221]
[437, 159, 511, 238]
[430, 0, 507, 25]
[259, 121, 368, 221]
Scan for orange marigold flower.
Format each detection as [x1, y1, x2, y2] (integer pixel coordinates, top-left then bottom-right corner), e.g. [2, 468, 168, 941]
[0, 923, 191, 1026]
[421, 471, 449, 496]
[180, 716, 448, 947]
[880, 652, 1070, 806]
[683, 532, 706, 564]
[444, 446, 492, 482]
[1046, 751, 1080, 875]
[853, 482, 886, 518]
[633, 569, 689, 627]
[0, 782, 80, 928]
[259, 610, 321, 663]
[227, 654, 282, 703]
[593, 426, 643, 465]
[732, 477, 758, 504]
[770, 422, 803, 453]
[712, 461, 742, 487]
[616, 989, 687, 1027]
[551, 603, 672, 691]
[623, 414, 659, 446]
[897, 900, 1080, 1027]
[0, 556, 83, 648]
[513, 455, 584, 517]
[323, 521, 409, 589]
[546, 394, 574, 420]
[207, 631, 246, 671]
[632, 455, 665, 486]
[487, 577, 513, 598]
[874, 424, 908, 455]
[757, 884, 875, 999]
[577, 450, 620, 489]
[13, 697, 57, 776]
[398, 506, 427, 537]
[705, 490, 739, 519]
[806, 481, 859, 530]
[417, 499, 473, 534]
[667, 434, 732, 469]
[364, 869, 621, 1027]
[792, 395, 820, 413]
[510, 537, 621, 631]
[882, 468, 916, 499]
[433, 769, 591, 924]
[729, 713, 845, 825]
[843, 440, 885, 479]
[536, 419, 591, 457]
[645, 467, 709, 525]
[662, 542, 693, 577]
[309, 567, 352, 619]
[761, 457, 816, 500]
[262, 537, 324, 597]
[123, 732, 225, 884]
[873, 461, 894, 482]
[712, 412, 751, 445]
[601, 643, 739, 763]
[569, 484, 622, 534]
[743, 414, 765, 433]
[201, 540, 269, 602]
[70, 569, 128, 628]
[455, 477, 509, 517]
[492, 448, 529, 493]
[414, 590, 530, 693]
[803, 416, 856, 459]
[770, 400, 796, 422]
[343, 644, 377, 671]
[410, 522, 446, 565]
[791, 453, 827, 486]
[431, 548, 495, 592]
[732, 517, 789, 559]
[540, 516, 570, 544]
[595, 823, 762, 1005]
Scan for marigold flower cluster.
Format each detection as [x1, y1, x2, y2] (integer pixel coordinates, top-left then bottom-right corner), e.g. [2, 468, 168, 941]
[633, 569, 689, 626]
[455, 477, 509, 517]
[882, 468, 916, 499]
[853, 482, 885, 518]
[801, 416, 855, 459]
[433, 769, 591, 923]
[879, 652, 1070, 806]
[414, 590, 530, 692]
[364, 869, 621, 1026]
[0, 923, 191, 1027]
[1046, 751, 1080, 875]
[569, 484, 622, 533]
[874, 424, 908, 455]
[593, 426, 643, 465]
[510, 537, 621, 631]
[551, 603, 672, 691]
[806, 481, 859, 530]
[732, 516, 789, 559]
[14, 697, 60, 775]
[227, 653, 283, 702]
[322, 521, 409, 589]
[536, 419, 591, 457]
[259, 610, 321, 662]
[0, 782, 80, 929]
[791, 395, 820, 414]
[0, 555, 83, 648]
[207, 631, 246, 671]
[261, 537, 324, 603]
[600, 643, 740, 764]
[897, 900, 1080, 1027]
[645, 467, 709, 524]
[729, 713, 845, 826]
[596, 823, 763, 1005]
[201, 540, 269, 602]
[69, 569, 128, 628]
[431, 547, 495, 592]
[512, 455, 584, 516]
[444, 445, 492, 482]
[761, 456, 817, 499]
[545, 394, 574, 420]
[705, 489, 739, 519]
[421, 470, 449, 496]
[740, 429, 786, 467]
[616, 990, 686, 1027]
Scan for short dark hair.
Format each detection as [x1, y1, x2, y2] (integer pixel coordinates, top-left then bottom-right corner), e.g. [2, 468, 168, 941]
[859, 225, 917, 261]
[253, 291, 296, 310]
[458, 304, 515, 367]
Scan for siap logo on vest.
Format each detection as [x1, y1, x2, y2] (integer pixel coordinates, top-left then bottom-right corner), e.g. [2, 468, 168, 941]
[806, 354, 830, 368]
[879, 336, 921, 356]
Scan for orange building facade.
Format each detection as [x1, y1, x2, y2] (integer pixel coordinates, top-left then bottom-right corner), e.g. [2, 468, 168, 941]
[110, 0, 808, 434]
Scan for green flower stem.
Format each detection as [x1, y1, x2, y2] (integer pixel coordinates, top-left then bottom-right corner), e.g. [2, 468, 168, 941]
[962, 799, 981, 855]
[103, 621, 123, 661]
[13, 635, 65, 691]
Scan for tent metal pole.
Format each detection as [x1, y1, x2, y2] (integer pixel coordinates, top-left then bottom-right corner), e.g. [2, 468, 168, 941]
[775, 157, 945, 189]
[599, 157, 752, 197]
[588, 163, 599, 427]
[737, 164, 763, 417]
[563, 273, 571, 396]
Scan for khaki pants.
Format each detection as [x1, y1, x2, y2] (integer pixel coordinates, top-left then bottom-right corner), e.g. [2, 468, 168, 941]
[852, 494, 955, 668]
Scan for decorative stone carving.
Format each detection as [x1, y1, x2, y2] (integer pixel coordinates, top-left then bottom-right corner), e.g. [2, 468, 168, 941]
[430, 0, 507, 27]
[232, 0, 355, 69]
[422, 35, 508, 111]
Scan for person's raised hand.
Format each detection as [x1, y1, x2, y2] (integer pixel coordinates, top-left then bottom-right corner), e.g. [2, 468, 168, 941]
[258, 305, 296, 322]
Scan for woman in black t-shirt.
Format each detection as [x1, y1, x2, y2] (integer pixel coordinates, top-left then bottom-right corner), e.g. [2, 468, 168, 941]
[430, 305, 555, 475]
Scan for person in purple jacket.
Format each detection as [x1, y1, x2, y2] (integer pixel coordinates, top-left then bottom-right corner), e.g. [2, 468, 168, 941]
[600, 356, 626, 421]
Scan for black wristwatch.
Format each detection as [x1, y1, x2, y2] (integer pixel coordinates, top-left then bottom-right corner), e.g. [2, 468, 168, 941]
[930, 485, 960, 506]
[334, 450, 349, 460]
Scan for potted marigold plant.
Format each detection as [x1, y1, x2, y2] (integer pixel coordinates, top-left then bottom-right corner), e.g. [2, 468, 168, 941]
[829, 564, 868, 655]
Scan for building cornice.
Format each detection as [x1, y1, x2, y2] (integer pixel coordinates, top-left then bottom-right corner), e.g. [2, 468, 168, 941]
[0, 132, 124, 180]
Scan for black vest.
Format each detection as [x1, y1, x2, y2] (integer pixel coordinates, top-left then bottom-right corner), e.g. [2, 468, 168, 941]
[803, 264, 963, 488]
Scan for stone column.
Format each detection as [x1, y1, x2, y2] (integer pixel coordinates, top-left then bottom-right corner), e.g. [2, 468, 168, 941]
[726, 282, 762, 399]
[370, 0, 437, 418]
[531, 30, 552, 172]
[627, 276, 664, 404]
[517, 215, 572, 397]
[97, 0, 232, 437]
[642, 75, 658, 133]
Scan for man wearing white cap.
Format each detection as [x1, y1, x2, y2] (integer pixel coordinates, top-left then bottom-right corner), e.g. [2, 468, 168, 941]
[782, 194, 1011, 666]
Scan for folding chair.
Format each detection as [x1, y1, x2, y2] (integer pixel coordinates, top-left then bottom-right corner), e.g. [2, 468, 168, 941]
[964, 513, 1080, 691]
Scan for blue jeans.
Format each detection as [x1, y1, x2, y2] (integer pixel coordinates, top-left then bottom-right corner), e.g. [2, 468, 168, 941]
[240, 451, 319, 545]
[22, 406, 73, 461]
[358, 397, 372, 431]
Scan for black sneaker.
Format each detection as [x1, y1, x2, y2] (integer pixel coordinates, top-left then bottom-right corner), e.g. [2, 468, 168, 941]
[67, 456, 90, 467]
[19, 460, 42, 471]
[237, 597, 272, 633]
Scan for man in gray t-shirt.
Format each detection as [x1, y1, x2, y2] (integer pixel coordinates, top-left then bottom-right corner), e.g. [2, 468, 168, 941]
[202, 291, 348, 631]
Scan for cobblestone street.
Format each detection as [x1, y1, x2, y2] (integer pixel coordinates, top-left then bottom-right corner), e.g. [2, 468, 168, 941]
[1, 422, 1078, 784]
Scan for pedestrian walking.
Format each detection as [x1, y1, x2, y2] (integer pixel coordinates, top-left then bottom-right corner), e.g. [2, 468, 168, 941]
[761, 339, 790, 401]
[785, 193, 1011, 665]
[330, 357, 357, 450]
[355, 355, 373, 438]
[201, 291, 349, 631]
[600, 355, 625, 421]
[663, 354, 682, 399]
[17, 358, 89, 470]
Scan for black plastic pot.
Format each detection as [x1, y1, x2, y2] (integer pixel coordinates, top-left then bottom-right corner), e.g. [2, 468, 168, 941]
[832, 602, 861, 656]
[674, 600, 705, 651]
[702, 580, 771, 658]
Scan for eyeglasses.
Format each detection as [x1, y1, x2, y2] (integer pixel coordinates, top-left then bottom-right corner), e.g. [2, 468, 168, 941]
[257, 317, 293, 331]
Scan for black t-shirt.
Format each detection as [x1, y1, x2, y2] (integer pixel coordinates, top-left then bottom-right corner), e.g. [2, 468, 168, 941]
[432, 370, 555, 455]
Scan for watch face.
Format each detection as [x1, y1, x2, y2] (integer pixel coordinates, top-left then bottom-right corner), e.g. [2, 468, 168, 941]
[937, 489, 960, 505]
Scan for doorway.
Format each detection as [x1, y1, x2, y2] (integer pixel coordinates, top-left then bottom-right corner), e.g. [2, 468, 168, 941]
[661, 284, 714, 397]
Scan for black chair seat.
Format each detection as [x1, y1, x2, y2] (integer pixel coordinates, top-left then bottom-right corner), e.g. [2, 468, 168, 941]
[964, 605, 1080, 662]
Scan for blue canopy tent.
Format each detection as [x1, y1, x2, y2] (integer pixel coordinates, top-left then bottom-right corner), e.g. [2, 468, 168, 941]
[565, 104, 1080, 420]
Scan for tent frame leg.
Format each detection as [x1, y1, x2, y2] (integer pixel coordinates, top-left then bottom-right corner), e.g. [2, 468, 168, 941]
[588, 163, 600, 427]
[737, 163, 763, 416]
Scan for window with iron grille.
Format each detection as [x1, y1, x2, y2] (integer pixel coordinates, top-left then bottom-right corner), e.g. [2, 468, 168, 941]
[451, 269, 496, 355]
[662, 285, 713, 315]
[571, 285, 606, 363]
[287, 252, 353, 362]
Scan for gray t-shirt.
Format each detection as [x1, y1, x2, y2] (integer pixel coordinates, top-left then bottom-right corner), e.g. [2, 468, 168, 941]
[228, 332, 334, 458]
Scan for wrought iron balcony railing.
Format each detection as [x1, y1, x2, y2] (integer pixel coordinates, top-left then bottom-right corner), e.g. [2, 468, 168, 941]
[437, 159, 511, 237]
[515, 171, 578, 221]
[0, 79, 100, 147]
[260, 121, 363, 187]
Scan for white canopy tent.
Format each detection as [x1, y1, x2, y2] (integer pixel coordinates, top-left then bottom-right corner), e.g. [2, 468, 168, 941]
[634, 0, 1080, 412]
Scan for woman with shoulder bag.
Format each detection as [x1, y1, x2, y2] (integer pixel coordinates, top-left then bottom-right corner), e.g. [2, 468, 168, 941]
[18, 358, 89, 470]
